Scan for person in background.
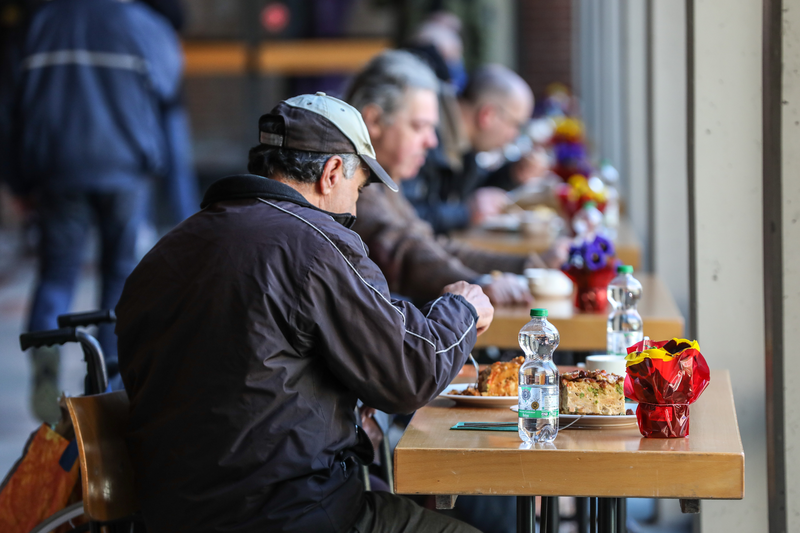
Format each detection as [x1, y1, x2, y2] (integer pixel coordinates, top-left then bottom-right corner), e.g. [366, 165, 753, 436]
[402, 12, 471, 212]
[405, 63, 552, 234]
[0, 0, 191, 423]
[346, 50, 557, 307]
[116, 92, 491, 533]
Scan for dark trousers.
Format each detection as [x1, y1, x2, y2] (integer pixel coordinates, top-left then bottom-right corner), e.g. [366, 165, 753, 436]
[349, 492, 482, 533]
[27, 184, 149, 389]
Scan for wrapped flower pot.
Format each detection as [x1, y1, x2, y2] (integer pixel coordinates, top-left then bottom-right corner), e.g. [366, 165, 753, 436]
[624, 338, 711, 438]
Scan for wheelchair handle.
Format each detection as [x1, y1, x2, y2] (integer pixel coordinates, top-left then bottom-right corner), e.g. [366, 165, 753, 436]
[57, 309, 116, 328]
[20, 328, 109, 394]
[19, 327, 78, 351]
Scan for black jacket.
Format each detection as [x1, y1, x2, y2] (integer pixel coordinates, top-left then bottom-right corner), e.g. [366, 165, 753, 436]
[405, 147, 516, 234]
[116, 175, 479, 533]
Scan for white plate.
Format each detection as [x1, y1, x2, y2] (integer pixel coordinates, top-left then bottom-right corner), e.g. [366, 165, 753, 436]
[439, 383, 518, 407]
[509, 403, 639, 429]
[481, 214, 521, 232]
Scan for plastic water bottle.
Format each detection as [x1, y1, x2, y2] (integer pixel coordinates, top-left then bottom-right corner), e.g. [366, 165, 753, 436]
[518, 309, 560, 444]
[606, 265, 644, 355]
[572, 201, 604, 239]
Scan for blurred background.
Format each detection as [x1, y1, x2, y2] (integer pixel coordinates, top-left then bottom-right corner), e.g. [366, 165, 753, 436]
[0, 1, 796, 533]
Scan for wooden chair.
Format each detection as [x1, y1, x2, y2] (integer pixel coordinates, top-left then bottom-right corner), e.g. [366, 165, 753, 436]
[66, 390, 140, 532]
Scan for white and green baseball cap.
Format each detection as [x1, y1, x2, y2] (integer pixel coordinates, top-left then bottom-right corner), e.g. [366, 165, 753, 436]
[257, 92, 398, 192]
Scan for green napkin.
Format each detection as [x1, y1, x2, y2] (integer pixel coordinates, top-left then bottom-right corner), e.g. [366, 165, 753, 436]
[451, 422, 516, 432]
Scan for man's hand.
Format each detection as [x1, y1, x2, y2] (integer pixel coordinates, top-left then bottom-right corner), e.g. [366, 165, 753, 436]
[481, 273, 533, 307]
[540, 237, 571, 268]
[467, 187, 510, 226]
[442, 281, 494, 335]
[359, 406, 382, 458]
[510, 146, 549, 186]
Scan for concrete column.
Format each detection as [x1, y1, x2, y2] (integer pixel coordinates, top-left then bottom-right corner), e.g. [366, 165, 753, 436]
[689, 0, 768, 530]
[621, 0, 651, 272]
[651, 1, 689, 319]
[777, 0, 800, 530]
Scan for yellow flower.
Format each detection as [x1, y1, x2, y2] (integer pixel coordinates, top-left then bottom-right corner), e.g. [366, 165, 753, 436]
[625, 338, 700, 366]
[555, 118, 584, 141]
[568, 174, 588, 190]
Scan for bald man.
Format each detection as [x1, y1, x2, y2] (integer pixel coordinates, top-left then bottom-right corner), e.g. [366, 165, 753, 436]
[405, 64, 549, 235]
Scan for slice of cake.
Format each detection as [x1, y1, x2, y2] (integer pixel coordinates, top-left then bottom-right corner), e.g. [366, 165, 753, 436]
[477, 356, 524, 396]
[559, 370, 625, 415]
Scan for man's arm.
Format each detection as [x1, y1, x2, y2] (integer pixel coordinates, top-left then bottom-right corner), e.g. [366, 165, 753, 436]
[440, 236, 534, 273]
[296, 235, 489, 414]
[353, 186, 483, 302]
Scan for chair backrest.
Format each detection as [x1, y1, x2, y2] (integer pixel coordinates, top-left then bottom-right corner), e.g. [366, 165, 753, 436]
[66, 390, 139, 522]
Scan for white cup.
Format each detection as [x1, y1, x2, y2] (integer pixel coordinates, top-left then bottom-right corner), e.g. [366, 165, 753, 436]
[585, 355, 627, 377]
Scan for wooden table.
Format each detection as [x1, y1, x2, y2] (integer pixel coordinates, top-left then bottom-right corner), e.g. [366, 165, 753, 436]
[476, 273, 684, 351]
[394, 370, 744, 532]
[452, 219, 642, 271]
[183, 39, 389, 76]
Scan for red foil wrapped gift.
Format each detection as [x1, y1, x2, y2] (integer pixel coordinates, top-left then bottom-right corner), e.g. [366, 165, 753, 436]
[624, 338, 710, 438]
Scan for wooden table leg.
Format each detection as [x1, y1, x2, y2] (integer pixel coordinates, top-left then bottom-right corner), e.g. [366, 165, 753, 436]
[590, 498, 597, 533]
[516, 496, 535, 533]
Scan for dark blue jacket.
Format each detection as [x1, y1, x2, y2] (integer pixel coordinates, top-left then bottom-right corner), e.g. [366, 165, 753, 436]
[0, 0, 186, 195]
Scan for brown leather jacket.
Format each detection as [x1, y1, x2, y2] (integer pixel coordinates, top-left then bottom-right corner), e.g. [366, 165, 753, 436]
[353, 184, 539, 302]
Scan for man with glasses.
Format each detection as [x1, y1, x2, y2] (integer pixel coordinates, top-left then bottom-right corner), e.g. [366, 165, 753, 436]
[405, 64, 548, 235]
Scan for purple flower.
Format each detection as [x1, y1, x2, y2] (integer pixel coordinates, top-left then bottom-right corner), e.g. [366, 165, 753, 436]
[594, 235, 615, 257]
[555, 142, 586, 164]
[565, 244, 585, 269]
[582, 242, 608, 271]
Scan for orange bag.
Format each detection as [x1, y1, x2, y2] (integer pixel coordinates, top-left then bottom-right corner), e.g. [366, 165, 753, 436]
[0, 424, 81, 533]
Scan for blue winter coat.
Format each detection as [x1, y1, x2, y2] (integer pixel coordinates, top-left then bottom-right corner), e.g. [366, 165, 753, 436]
[1, 0, 185, 194]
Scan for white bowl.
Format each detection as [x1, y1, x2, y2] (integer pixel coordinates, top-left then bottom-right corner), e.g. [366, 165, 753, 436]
[524, 268, 573, 298]
[585, 355, 627, 376]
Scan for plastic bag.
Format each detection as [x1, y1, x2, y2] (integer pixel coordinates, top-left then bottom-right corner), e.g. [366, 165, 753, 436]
[0, 423, 81, 532]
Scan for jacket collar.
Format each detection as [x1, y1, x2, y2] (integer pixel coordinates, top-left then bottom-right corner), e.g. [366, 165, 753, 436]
[201, 174, 357, 229]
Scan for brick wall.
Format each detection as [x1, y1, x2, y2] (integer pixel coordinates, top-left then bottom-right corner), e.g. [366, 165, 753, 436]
[517, 0, 573, 101]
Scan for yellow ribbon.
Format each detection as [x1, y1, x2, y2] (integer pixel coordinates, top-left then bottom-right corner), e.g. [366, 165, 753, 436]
[625, 338, 700, 366]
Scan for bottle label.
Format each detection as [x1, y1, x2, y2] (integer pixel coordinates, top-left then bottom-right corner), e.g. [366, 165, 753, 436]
[518, 386, 559, 418]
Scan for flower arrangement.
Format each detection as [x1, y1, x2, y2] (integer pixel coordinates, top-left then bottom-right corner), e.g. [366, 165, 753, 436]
[551, 120, 594, 180]
[538, 83, 576, 117]
[624, 338, 711, 438]
[556, 174, 607, 223]
[561, 235, 619, 312]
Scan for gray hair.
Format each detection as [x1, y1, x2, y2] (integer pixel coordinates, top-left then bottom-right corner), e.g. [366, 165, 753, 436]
[461, 64, 531, 105]
[247, 147, 360, 184]
[345, 50, 439, 122]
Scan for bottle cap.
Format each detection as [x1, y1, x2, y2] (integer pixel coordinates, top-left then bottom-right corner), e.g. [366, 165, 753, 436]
[583, 201, 597, 209]
[617, 265, 633, 274]
[530, 308, 548, 318]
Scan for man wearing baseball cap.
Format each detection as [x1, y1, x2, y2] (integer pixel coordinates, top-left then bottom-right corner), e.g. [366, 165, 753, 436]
[115, 93, 492, 533]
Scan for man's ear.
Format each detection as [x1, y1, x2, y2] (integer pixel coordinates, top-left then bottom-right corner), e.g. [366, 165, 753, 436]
[360, 103, 384, 140]
[475, 102, 496, 130]
[317, 155, 345, 196]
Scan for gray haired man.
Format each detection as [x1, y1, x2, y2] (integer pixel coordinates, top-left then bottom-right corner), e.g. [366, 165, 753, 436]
[346, 50, 543, 307]
[116, 93, 490, 533]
